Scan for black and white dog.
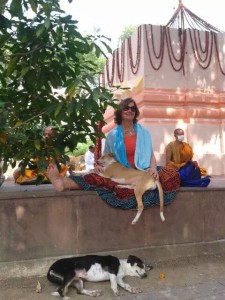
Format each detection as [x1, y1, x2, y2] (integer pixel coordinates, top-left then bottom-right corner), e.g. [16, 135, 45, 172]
[47, 254, 152, 299]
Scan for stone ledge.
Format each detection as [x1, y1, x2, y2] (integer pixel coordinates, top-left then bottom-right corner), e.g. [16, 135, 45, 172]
[0, 184, 225, 263]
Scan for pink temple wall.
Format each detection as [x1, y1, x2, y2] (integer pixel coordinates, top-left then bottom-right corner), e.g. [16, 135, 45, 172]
[101, 25, 225, 175]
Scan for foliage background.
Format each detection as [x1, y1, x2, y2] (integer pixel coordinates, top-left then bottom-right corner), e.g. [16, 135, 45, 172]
[0, 0, 116, 180]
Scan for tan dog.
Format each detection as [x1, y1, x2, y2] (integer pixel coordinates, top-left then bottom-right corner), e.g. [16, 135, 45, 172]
[98, 153, 165, 225]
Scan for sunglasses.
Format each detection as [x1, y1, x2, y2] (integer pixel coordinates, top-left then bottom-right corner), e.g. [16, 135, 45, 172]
[123, 105, 136, 112]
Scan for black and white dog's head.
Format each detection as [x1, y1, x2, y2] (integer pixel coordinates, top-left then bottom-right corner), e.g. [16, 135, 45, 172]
[125, 255, 153, 278]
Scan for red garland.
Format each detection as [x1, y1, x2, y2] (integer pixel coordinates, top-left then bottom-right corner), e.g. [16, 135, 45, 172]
[188, 28, 213, 69]
[105, 51, 116, 87]
[197, 30, 208, 54]
[102, 24, 225, 87]
[165, 27, 186, 73]
[193, 30, 210, 63]
[214, 32, 225, 75]
[127, 26, 142, 74]
[116, 41, 125, 82]
[150, 25, 164, 59]
[144, 24, 165, 70]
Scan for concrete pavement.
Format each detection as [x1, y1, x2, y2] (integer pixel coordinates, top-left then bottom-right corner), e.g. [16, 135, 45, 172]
[1, 253, 225, 300]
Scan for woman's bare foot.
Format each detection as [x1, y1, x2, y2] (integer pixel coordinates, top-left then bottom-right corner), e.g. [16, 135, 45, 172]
[47, 164, 66, 192]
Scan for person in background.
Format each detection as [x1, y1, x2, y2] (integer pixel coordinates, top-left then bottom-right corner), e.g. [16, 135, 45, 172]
[43, 126, 56, 139]
[166, 128, 193, 169]
[46, 97, 159, 192]
[166, 128, 206, 176]
[84, 145, 95, 171]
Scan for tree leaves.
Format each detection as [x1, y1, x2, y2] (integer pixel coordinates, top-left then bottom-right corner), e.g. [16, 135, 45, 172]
[28, 0, 37, 13]
[6, 56, 20, 76]
[36, 24, 46, 37]
[0, 14, 11, 28]
[10, 0, 23, 19]
[0, 0, 113, 180]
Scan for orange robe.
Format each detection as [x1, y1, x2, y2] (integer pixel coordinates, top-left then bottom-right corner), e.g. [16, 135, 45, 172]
[167, 141, 193, 169]
[167, 141, 207, 176]
[15, 158, 67, 184]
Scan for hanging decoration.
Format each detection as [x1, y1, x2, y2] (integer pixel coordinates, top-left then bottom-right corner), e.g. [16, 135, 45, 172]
[188, 29, 213, 69]
[144, 25, 165, 71]
[127, 25, 142, 74]
[116, 40, 125, 82]
[165, 26, 186, 74]
[102, 0, 225, 87]
[105, 52, 116, 87]
[166, 0, 224, 33]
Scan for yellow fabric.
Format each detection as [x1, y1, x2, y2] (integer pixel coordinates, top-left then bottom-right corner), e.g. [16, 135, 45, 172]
[199, 166, 207, 177]
[15, 164, 67, 184]
[168, 141, 193, 165]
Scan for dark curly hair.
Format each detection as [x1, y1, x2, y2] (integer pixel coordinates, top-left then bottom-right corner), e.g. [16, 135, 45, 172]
[114, 98, 140, 125]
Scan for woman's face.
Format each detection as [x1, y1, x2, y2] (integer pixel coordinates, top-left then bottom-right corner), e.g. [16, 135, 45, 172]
[121, 102, 136, 122]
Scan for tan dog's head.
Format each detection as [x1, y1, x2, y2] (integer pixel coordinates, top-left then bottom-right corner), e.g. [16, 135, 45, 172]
[97, 153, 117, 167]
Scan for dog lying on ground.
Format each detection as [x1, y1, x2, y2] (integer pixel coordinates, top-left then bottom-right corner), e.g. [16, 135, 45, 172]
[47, 254, 152, 299]
[98, 153, 165, 225]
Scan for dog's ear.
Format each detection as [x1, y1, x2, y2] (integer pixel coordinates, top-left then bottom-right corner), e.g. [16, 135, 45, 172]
[127, 255, 136, 264]
[127, 255, 143, 266]
[146, 265, 153, 272]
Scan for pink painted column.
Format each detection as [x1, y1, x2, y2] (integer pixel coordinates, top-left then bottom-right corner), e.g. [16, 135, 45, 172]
[101, 25, 225, 175]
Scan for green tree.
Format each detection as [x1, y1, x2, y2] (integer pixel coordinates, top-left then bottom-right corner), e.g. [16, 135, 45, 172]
[0, 0, 115, 181]
[70, 141, 92, 157]
[118, 24, 138, 45]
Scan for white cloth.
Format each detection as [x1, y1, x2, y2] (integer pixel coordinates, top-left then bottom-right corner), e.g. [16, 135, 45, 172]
[84, 150, 94, 171]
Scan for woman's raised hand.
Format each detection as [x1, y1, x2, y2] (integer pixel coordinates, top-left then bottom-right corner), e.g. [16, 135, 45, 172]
[147, 167, 159, 180]
[94, 165, 104, 174]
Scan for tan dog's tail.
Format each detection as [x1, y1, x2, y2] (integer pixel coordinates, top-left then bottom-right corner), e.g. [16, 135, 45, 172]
[156, 180, 165, 222]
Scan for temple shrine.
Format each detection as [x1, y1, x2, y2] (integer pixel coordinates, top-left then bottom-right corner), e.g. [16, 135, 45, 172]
[101, 1, 225, 175]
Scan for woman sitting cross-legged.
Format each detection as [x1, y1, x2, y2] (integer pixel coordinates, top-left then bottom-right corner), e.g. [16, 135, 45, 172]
[47, 98, 180, 209]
